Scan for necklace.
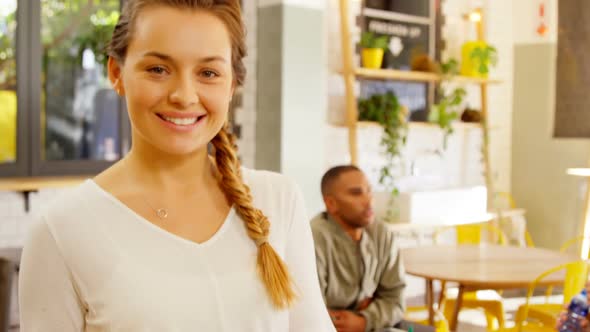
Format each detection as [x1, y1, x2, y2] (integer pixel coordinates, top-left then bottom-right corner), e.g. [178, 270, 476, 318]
[142, 197, 169, 219]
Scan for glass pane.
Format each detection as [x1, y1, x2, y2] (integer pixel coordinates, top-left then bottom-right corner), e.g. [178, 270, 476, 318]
[0, 1, 18, 164]
[42, 0, 121, 161]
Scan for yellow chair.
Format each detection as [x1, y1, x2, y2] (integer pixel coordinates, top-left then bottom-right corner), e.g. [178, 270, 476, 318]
[512, 260, 590, 332]
[560, 235, 590, 259]
[524, 231, 535, 248]
[404, 307, 449, 332]
[541, 235, 590, 305]
[493, 192, 535, 248]
[434, 223, 508, 331]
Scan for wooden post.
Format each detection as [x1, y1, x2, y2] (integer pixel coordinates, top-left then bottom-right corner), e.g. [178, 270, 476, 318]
[338, 0, 359, 165]
[475, 8, 494, 210]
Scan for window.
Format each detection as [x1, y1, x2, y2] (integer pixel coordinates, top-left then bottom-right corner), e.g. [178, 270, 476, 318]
[0, 0, 130, 178]
[0, 1, 18, 165]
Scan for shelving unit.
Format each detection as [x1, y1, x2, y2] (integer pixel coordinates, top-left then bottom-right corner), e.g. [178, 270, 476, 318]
[332, 120, 482, 130]
[352, 67, 502, 84]
[0, 176, 89, 192]
[337, 0, 501, 208]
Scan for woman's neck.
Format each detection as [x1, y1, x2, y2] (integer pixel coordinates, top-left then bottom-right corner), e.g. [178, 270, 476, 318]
[122, 140, 216, 195]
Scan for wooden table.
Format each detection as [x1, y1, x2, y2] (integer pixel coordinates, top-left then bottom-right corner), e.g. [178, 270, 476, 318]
[402, 244, 576, 331]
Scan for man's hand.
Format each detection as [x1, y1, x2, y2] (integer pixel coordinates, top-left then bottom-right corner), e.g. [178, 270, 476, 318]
[356, 297, 373, 311]
[328, 310, 367, 332]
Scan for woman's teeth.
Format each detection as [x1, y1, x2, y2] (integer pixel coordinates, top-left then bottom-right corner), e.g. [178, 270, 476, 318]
[161, 115, 198, 126]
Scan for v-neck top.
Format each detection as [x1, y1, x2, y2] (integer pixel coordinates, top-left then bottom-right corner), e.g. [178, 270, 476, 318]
[19, 168, 335, 332]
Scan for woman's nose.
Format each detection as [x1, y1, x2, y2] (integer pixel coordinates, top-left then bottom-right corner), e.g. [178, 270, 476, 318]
[169, 75, 200, 108]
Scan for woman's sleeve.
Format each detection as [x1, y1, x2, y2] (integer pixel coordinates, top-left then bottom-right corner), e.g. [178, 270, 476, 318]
[19, 217, 85, 332]
[284, 181, 336, 332]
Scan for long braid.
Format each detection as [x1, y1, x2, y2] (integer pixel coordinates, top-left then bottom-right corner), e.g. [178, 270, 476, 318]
[211, 125, 297, 309]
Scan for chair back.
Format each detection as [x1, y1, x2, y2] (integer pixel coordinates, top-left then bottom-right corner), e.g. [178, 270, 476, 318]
[434, 222, 508, 245]
[560, 235, 590, 259]
[517, 260, 590, 332]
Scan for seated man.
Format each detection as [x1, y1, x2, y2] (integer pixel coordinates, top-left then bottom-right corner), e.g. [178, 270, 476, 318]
[311, 165, 433, 332]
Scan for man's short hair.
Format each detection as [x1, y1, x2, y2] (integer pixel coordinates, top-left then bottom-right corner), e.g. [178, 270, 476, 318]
[320, 165, 361, 196]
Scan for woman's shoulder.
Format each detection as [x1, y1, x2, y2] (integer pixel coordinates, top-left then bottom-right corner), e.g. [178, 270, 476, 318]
[241, 167, 300, 195]
[240, 167, 303, 216]
[37, 180, 107, 234]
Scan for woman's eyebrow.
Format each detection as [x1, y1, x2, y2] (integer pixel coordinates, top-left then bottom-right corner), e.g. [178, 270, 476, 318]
[141, 52, 227, 64]
[142, 51, 172, 60]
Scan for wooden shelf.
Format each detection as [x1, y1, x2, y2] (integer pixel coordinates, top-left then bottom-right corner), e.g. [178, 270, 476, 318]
[0, 176, 91, 192]
[347, 68, 502, 84]
[330, 121, 482, 130]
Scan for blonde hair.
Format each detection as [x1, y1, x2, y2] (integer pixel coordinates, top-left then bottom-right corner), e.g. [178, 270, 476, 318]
[211, 126, 297, 308]
[107, 0, 296, 309]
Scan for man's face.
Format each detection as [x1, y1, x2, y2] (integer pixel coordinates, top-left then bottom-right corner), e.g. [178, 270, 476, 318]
[325, 170, 375, 229]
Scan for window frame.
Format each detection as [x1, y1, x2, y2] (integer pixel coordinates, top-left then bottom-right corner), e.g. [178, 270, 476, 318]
[0, 0, 31, 177]
[0, 0, 130, 178]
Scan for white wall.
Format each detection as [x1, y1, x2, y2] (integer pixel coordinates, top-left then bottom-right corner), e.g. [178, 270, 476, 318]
[510, 0, 590, 249]
[513, 0, 557, 44]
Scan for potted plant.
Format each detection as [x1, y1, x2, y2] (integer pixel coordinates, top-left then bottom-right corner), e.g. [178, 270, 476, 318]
[359, 31, 389, 69]
[460, 41, 498, 77]
[430, 58, 466, 149]
[358, 91, 408, 221]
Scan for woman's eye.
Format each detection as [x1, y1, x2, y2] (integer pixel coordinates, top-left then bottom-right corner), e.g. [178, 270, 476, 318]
[147, 66, 167, 75]
[201, 70, 219, 78]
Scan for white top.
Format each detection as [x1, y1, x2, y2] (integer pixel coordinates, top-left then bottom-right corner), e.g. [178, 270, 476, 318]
[19, 168, 335, 332]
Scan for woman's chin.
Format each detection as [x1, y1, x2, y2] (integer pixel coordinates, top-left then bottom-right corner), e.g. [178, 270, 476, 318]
[151, 141, 208, 158]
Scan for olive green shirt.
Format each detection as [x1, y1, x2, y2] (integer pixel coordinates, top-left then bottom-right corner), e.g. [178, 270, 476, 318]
[310, 212, 406, 332]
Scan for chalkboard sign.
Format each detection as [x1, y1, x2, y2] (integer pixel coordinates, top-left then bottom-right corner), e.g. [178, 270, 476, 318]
[363, 16, 430, 69]
[365, 0, 430, 18]
[360, 0, 435, 119]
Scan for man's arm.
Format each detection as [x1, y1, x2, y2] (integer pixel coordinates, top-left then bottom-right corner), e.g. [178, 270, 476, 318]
[358, 234, 406, 332]
[310, 222, 329, 304]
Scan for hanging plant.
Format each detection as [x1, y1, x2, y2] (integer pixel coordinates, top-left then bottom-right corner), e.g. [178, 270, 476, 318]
[429, 58, 466, 149]
[358, 91, 408, 221]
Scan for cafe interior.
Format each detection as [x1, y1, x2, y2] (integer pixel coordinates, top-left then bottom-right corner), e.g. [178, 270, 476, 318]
[1, 0, 590, 331]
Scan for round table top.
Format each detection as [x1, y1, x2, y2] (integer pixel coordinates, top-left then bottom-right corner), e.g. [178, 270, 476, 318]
[402, 244, 578, 289]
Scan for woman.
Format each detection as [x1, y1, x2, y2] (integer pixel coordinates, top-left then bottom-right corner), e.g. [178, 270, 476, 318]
[19, 1, 334, 331]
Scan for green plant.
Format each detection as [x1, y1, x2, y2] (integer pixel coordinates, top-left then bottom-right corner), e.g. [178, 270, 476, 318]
[440, 58, 460, 76]
[358, 91, 408, 221]
[430, 58, 466, 149]
[470, 45, 498, 75]
[360, 31, 389, 50]
[429, 87, 466, 148]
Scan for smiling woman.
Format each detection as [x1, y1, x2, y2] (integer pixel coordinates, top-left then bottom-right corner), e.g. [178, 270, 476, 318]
[18, 1, 335, 332]
[107, 6, 234, 156]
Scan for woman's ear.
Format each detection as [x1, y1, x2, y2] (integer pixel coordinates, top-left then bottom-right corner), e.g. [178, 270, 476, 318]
[107, 57, 124, 95]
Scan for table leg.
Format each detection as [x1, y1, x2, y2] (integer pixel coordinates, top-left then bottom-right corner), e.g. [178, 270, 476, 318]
[450, 284, 465, 331]
[426, 278, 434, 326]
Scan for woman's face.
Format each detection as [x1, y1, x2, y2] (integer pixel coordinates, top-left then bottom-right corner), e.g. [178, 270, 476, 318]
[109, 6, 234, 156]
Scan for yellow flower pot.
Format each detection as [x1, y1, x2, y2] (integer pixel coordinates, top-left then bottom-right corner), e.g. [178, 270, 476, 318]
[461, 40, 488, 77]
[361, 48, 384, 69]
[0, 91, 17, 163]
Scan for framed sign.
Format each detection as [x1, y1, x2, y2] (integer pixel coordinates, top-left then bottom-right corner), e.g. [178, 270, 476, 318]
[359, 0, 436, 120]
